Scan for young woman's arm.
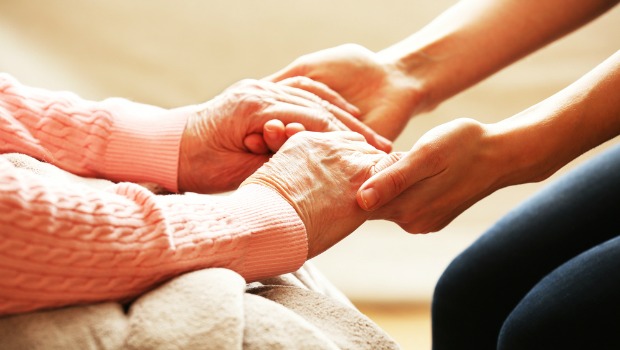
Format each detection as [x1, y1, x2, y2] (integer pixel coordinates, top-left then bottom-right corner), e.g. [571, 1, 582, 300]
[358, 51, 620, 233]
[269, 0, 619, 139]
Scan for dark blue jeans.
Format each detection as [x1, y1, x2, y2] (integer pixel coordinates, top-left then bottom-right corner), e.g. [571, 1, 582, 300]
[431, 142, 620, 350]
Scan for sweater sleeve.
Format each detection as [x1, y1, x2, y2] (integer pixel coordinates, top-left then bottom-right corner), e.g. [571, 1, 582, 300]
[0, 73, 188, 192]
[0, 156, 307, 316]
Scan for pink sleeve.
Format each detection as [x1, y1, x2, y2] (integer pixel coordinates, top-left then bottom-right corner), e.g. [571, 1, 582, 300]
[0, 155, 307, 315]
[0, 73, 188, 192]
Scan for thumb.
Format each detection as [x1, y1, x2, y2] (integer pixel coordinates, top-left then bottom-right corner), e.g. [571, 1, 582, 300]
[356, 150, 437, 211]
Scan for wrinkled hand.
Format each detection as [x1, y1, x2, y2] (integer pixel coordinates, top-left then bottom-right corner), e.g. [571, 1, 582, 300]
[357, 118, 507, 233]
[178, 79, 391, 193]
[243, 131, 387, 259]
[267, 43, 423, 140]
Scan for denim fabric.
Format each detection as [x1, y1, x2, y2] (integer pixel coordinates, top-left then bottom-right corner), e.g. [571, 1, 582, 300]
[432, 142, 620, 350]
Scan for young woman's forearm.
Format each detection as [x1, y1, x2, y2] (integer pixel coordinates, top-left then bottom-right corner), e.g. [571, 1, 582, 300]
[492, 50, 620, 187]
[379, 0, 619, 112]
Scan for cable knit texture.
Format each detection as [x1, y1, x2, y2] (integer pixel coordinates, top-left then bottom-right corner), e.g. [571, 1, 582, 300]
[0, 74, 307, 316]
[0, 73, 188, 191]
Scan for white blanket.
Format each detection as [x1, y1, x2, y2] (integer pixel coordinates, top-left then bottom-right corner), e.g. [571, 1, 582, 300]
[0, 153, 399, 350]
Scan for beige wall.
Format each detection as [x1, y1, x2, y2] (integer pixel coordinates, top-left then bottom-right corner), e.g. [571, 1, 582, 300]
[1, 0, 618, 302]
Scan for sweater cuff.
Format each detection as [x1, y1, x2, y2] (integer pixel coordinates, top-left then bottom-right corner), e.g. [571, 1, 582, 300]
[103, 99, 190, 192]
[228, 184, 308, 281]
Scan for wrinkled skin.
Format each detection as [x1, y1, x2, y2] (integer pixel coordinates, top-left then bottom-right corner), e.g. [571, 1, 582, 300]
[243, 131, 389, 259]
[178, 79, 390, 193]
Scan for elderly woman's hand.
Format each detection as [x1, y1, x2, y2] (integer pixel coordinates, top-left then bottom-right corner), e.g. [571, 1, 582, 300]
[178, 79, 391, 193]
[242, 131, 387, 259]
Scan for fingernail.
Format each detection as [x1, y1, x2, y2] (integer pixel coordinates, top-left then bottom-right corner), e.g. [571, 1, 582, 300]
[360, 187, 379, 210]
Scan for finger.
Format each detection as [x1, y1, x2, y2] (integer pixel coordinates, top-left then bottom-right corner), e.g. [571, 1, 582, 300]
[267, 87, 392, 153]
[278, 76, 360, 116]
[261, 101, 389, 153]
[293, 130, 367, 143]
[263, 119, 287, 152]
[285, 122, 305, 137]
[319, 101, 393, 153]
[243, 133, 269, 154]
[274, 83, 338, 110]
[262, 103, 343, 131]
[262, 83, 353, 131]
[356, 150, 443, 211]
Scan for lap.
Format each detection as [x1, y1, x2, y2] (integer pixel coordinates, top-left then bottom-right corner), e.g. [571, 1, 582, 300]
[499, 235, 620, 350]
[432, 142, 620, 349]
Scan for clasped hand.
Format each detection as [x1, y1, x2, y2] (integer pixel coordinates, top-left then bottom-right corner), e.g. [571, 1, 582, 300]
[358, 118, 509, 234]
[177, 78, 391, 193]
[177, 76, 506, 254]
[243, 131, 389, 259]
[267, 43, 424, 140]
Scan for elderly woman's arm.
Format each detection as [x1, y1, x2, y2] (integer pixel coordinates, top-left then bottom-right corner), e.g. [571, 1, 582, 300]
[0, 155, 304, 314]
[0, 74, 389, 194]
[0, 130, 386, 316]
[359, 50, 620, 233]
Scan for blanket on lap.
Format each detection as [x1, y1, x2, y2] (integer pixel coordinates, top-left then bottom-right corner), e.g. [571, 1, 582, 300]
[0, 153, 399, 350]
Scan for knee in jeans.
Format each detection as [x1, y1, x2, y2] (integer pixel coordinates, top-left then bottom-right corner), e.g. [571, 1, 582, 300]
[432, 254, 480, 312]
[497, 303, 559, 350]
[497, 312, 534, 350]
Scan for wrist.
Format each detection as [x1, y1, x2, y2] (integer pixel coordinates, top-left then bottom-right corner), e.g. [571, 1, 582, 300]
[487, 107, 564, 188]
[377, 34, 461, 115]
[156, 184, 307, 282]
[102, 99, 190, 192]
[178, 108, 203, 192]
[226, 185, 308, 280]
[375, 46, 431, 116]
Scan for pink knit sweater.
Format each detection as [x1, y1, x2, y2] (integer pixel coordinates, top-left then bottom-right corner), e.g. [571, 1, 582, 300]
[0, 73, 307, 316]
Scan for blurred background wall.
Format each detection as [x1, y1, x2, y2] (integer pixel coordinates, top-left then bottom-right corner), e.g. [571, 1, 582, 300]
[1, 0, 618, 304]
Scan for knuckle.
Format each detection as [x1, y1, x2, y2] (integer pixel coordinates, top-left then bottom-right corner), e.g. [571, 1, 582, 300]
[453, 117, 479, 127]
[384, 167, 409, 194]
[392, 213, 420, 233]
[416, 143, 445, 175]
[410, 215, 450, 234]
[452, 117, 485, 136]
[227, 79, 264, 97]
[231, 93, 266, 115]
[401, 223, 419, 234]
[401, 221, 433, 235]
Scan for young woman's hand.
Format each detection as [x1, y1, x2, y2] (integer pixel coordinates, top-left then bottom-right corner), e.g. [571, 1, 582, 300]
[267, 44, 424, 140]
[357, 118, 508, 234]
